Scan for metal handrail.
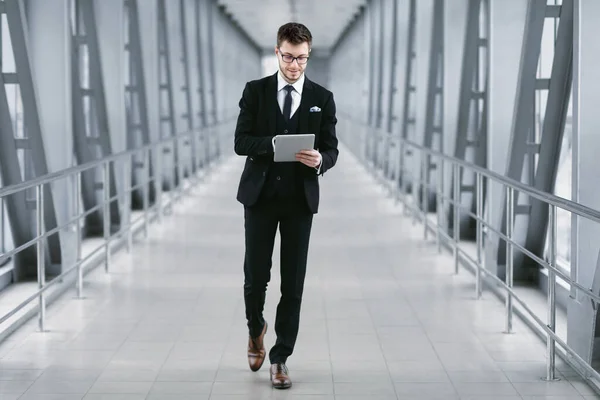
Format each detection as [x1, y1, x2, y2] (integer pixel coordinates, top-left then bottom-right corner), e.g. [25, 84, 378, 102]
[0, 118, 235, 335]
[0, 120, 229, 199]
[338, 111, 600, 223]
[337, 111, 600, 388]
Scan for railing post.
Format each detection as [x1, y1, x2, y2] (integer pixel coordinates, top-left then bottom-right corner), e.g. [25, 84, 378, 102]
[143, 148, 149, 237]
[103, 161, 111, 272]
[544, 204, 560, 381]
[453, 163, 460, 273]
[170, 140, 176, 208]
[476, 172, 484, 299]
[422, 154, 428, 239]
[124, 155, 132, 252]
[75, 172, 83, 299]
[156, 144, 163, 223]
[435, 156, 444, 253]
[35, 184, 46, 332]
[504, 185, 514, 334]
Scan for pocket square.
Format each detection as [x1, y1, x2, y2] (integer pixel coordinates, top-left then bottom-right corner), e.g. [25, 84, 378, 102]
[310, 106, 321, 112]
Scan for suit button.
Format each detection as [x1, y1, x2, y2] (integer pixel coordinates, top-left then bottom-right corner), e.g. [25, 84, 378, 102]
[262, 172, 266, 176]
[284, 130, 288, 134]
[276, 176, 281, 180]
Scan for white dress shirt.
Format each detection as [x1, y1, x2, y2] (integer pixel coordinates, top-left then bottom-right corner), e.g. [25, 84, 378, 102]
[273, 71, 321, 173]
[277, 70, 303, 117]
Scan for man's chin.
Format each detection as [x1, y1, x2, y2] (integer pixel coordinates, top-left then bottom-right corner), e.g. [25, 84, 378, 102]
[285, 71, 301, 81]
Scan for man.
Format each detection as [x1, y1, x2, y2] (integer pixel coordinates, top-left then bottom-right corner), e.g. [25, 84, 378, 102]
[233, 22, 338, 389]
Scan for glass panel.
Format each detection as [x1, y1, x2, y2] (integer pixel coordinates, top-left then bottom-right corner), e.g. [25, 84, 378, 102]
[554, 89, 572, 266]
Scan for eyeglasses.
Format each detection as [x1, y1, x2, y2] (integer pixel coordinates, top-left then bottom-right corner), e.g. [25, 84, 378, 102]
[278, 49, 309, 65]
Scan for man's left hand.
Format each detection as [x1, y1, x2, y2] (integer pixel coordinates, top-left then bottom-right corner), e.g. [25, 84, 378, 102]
[296, 149, 321, 168]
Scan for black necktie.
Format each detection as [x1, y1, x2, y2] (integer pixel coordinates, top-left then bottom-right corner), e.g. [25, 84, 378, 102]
[283, 85, 294, 121]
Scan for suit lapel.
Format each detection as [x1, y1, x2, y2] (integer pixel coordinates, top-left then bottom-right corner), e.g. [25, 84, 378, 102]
[297, 77, 313, 134]
[266, 72, 277, 135]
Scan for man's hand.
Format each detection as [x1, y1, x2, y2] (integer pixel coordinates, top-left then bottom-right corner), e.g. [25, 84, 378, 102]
[295, 149, 321, 168]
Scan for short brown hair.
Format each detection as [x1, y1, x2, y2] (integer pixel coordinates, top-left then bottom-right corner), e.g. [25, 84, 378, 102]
[277, 22, 312, 49]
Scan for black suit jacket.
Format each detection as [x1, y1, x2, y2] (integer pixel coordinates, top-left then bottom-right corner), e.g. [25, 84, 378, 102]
[234, 72, 339, 214]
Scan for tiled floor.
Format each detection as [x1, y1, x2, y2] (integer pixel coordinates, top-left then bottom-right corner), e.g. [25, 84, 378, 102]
[0, 146, 599, 399]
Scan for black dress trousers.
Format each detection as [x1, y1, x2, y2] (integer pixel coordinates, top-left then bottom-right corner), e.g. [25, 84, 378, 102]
[243, 196, 313, 364]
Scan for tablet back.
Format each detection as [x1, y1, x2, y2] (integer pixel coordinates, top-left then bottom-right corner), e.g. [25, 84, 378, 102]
[274, 134, 315, 162]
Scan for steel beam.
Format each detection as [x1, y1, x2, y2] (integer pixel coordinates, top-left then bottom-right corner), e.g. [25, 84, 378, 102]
[373, 0, 385, 172]
[157, 0, 179, 190]
[178, 0, 195, 174]
[383, 0, 399, 181]
[397, 0, 416, 194]
[523, 1, 573, 270]
[419, 0, 444, 212]
[124, 0, 155, 208]
[195, 0, 207, 168]
[494, 0, 546, 278]
[449, 0, 489, 238]
[206, 0, 219, 160]
[72, 0, 121, 233]
[0, 0, 62, 279]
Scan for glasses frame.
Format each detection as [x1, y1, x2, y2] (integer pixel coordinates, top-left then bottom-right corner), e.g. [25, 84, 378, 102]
[278, 48, 310, 65]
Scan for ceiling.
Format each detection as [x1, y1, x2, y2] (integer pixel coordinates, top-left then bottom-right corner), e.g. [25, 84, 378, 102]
[216, 0, 367, 54]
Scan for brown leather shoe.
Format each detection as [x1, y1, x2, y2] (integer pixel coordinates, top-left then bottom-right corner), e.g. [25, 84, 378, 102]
[270, 363, 292, 389]
[247, 322, 267, 371]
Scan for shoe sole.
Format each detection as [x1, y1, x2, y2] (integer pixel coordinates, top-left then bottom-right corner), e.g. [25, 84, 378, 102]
[272, 382, 292, 389]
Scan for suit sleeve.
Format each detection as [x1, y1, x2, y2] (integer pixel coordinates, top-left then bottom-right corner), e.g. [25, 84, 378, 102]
[234, 82, 275, 157]
[317, 91, 339, 176]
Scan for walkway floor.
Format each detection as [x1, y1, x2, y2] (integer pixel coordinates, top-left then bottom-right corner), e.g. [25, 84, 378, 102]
[0, 145, 598, 399]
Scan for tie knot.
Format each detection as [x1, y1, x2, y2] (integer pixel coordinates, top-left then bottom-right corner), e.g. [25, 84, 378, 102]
[284, 85, 294, 94]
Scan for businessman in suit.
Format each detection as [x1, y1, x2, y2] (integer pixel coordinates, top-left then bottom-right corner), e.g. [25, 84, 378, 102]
[233, 22, 338, 389]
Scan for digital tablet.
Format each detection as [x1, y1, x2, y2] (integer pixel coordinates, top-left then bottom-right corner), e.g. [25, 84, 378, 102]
[274, 134, 315, 162]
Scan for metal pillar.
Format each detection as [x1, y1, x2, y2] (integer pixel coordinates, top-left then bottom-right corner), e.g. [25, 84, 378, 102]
[366, 3, 377, 166]
[71, 0, 121, 235]
[124, 0, 155, 208]
[373, 0, 385, 175]
[179, 0, 195, 175]
[450, 0, 489, 239]
[206, 0, 219, 161]
[157, 0, 179, 191]
[195, 0, 207, 169]
[420, 0, 444, 213]
[383, 0, 400, 182]
[523, 1, 573, 269]
[0, 0, 62, 278]
[397, 0, 416, 195]
[495, 0, 570, 279]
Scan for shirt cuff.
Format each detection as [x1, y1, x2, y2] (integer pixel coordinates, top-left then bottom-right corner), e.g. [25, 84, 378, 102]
[315, 152, 322, 174]
[272, 136, 276, 151]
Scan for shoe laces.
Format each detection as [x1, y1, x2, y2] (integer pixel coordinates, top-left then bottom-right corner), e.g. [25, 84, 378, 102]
[274, 363, 288, 374]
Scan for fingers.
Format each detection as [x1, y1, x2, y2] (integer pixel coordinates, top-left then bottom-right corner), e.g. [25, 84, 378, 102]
[295, 151, 319, 167]
[297, 149, 317, 156]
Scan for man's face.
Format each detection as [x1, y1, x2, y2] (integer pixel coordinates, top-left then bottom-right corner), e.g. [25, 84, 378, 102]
[275, 40, 310, 83]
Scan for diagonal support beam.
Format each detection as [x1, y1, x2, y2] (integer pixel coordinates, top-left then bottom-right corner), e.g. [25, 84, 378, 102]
[124, 0, 156, 207]
[71, 0, 121, 233]
[0, 0, 62, 277]
[195, 0, 207, 168]
[524, 0, 573, 267]
[450, 0, 489, 239]
[157, 0, 180, 190]
[419, 0, 444, 212]
[397, 0, 416, 194]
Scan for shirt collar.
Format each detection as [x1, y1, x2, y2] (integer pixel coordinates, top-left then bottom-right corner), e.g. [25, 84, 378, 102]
[277, 71, 304, 95]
